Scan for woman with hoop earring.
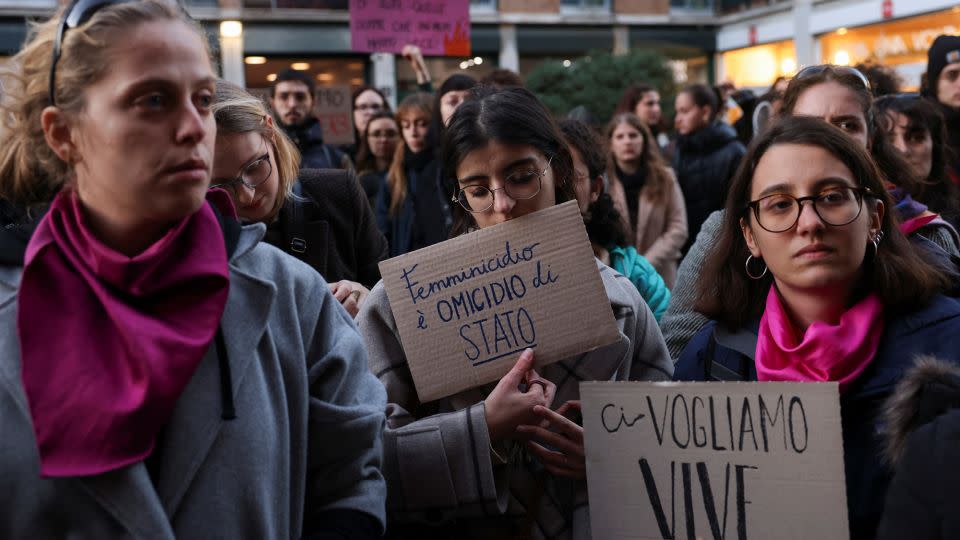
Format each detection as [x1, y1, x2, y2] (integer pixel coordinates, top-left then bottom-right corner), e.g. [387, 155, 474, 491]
[673, 116, 960, 540]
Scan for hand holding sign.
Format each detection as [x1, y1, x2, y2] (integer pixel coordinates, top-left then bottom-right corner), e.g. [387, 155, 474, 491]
[485, 349, 556, 442]
[517, 400, 586, 479]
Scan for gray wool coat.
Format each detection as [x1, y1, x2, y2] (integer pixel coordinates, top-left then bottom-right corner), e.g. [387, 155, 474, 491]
[356, 259, 673, 539]
[0, 223, 387, 539]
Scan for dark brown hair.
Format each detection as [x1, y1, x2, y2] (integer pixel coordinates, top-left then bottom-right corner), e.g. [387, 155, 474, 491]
[697, 116, 950, 330]
[355, 110, 396, 176]
[442, 86, 576, 237]
[615, 83, 656, 115]
[872, 95, 960, 220]
[604, 112, 673, 204]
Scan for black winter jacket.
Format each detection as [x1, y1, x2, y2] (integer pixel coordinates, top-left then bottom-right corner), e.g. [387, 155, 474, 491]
[876, 357, 960, 540]
[672, 121, 745, 252]
[264, 169, 388, 288]
[282, 118, 350, 171]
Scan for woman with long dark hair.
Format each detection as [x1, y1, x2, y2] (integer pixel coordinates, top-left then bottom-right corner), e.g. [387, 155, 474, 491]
[357, 86, 672, 539]
[872, 93, 960, 227]
[674, 116, 960, 540]
[355, 109, 400, 208]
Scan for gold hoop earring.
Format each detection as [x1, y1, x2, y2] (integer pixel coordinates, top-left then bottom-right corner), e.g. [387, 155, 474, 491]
[745, 254, 768, 280]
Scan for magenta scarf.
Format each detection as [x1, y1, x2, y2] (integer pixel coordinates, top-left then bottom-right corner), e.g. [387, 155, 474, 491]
[17, 190, 231, 477]
[755, 286, 884, 393]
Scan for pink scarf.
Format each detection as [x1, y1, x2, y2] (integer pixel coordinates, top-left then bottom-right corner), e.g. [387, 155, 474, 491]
[18, 190, 232, 477]
[756, 286, 884, 393]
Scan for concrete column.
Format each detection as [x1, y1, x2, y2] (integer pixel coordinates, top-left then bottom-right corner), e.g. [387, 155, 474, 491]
[613, 25, 630, 56]
[793, 0, 815, 68]
[371, 53, 397, 110]
[499, 24, 519, 72]
[218, 28, 246, 88]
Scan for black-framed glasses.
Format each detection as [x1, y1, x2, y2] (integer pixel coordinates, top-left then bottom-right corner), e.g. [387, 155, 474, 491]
[210, 151, 273, 195]
[452, 157, 552, 213]
[745, 185, 872, 233]
[49, 0, 136, 106]
[795, 64, 871, 91]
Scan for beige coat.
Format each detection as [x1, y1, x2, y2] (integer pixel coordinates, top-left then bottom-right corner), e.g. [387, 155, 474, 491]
[608, 169, 688, 288]
[356, 260, 673, 540]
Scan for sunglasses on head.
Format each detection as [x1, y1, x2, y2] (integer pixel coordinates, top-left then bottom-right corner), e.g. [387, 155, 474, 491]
[794, 64, 871, 91]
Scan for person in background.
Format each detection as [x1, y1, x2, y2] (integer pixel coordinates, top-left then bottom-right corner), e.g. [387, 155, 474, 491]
[376, 92, 450, 257]
[875, 356, 960, 540]
[0, 1, 386, 537]
[672, 83, 746, 252]
[431, 73, 477, 136]
[479, 68, 524, 88]
[344, 85, 389, 163]
[212, 80, 387, 316]
[674, 116, 960, 540]
[615, 83, 668, 150]
[604, 113, 687, 287]
[854, 61, 903, 98]
[873, 93, 960, 227]
[355, 110, 400, 209]
[560, 118, 671, 320]
[270, 68, 350, 170]
[924, 35, 960, 183]
[357, 86, 672, 540]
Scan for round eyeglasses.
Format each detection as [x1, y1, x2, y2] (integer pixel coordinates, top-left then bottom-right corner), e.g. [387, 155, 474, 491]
[452, 157, 552, 213]
[745, 185, 872, 233]
[210, 151, 273, 196]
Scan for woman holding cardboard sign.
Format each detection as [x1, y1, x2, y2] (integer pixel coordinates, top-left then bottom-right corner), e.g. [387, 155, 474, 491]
[357, 86, 673, 539]
[673, 116, 960, 540]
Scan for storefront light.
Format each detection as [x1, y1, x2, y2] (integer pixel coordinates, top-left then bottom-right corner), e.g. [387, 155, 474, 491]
[316, 73, 334, 82]
[833, 50, 851, 66]
[780, 57, 797, 75]
[562, 59, 572, 68]
[837, 27, 848, 36]
[244, 56, 267, 65]
[267, 73, 277, 82]
[220, 20, 243, 38]
[474, 57, 483, 65]
[291, 62, 310, 71]
[459, 61, 469, 69]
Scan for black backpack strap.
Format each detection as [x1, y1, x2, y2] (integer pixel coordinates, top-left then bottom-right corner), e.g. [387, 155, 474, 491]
[285, 181, 309, 256]
[704, 325, 756, 382]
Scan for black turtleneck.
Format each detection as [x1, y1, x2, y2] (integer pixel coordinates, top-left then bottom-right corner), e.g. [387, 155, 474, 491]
[405, 146, 434, 172]
[615, 162, 646, 230]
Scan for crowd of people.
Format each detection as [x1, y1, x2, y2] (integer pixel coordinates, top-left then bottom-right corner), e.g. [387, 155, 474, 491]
[1, 0, 960, 538]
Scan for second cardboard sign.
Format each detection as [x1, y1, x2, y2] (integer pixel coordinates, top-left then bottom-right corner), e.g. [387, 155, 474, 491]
[378, 201, 620, 402]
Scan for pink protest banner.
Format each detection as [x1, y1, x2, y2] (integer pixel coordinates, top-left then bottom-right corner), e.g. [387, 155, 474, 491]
[350, 0, 470, 57]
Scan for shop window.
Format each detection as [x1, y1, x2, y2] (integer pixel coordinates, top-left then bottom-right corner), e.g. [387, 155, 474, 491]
[819, 7, 960, 91]
[244, 57, 366, 90]
[721, 40, 797, 90]
[560, 0, 610, 11]
[670, 0, 713, 11]
[240, 0, 348, 8]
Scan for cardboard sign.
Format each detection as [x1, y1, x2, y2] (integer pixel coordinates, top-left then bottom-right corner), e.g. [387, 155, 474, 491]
[379, 201, 620, 402]
[581, 381, 849, 540]
[349, 0, 471, 57]
[314, 85, 354, 146]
